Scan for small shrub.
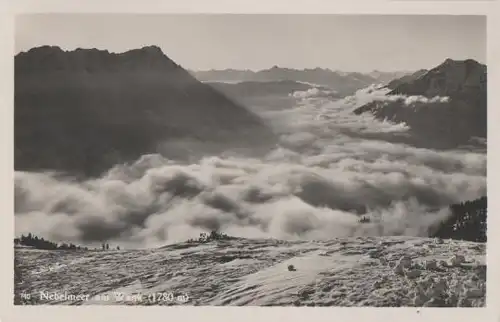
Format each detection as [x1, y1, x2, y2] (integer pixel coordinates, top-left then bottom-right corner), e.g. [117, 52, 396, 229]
[190, 230, 234, 243]
[14, 233, 87, 251]
[358, 216, 371, 224]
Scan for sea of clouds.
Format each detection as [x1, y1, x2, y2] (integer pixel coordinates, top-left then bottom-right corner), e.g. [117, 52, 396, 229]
[14, 85, 486, 248]
[290, 87, 339, 100]
[339, 84, 450, 107]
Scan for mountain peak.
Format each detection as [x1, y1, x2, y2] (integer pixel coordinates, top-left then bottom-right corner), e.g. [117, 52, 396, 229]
[354, 58, 487, 150]
[140, 45, 163, 53]
[387, 58, 486, 97]
[125, 45, 166, 58]
[20, 45, 63, 56]
[15, 45, 276, 176]
[15, 45, 179, 72]
[438, 58, 484, 69]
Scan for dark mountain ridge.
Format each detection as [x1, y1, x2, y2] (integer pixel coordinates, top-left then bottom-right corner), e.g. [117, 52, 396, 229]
[353, 59, 487, 150]
[16, 45, 180, 72]
[15, 46, 277, 177]
[389, 59, 486, 98]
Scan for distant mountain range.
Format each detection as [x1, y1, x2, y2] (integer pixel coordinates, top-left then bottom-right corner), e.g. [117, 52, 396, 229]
[386, 69, 428, 90]
[15, 46, 277, 177]
[205, 80, 335, 98]
[191, 67, 412, 97]
[354, 59, 487, 150]
[368, 70, 411, 84]
[200, 80, 343, 113]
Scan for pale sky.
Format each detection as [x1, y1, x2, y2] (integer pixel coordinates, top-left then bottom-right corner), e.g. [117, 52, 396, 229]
[15, 14, 486, 72]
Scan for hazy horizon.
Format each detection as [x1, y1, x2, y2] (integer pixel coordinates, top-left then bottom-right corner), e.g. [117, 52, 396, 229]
[15, 14, 486, 73]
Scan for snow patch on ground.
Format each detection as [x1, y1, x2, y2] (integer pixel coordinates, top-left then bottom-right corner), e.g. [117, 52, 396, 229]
[15, 236, 486, 307]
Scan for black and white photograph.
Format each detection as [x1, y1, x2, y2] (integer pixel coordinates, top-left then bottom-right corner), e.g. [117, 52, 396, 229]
[13, 14, 487, 307]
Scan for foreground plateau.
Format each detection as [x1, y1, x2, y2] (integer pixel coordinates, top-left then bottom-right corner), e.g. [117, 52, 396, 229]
[15, 236, 486, 307]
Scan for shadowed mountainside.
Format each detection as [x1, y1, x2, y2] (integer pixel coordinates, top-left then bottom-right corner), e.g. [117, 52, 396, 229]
[15, 46, 277, 177]
[353, 59, 486, 150]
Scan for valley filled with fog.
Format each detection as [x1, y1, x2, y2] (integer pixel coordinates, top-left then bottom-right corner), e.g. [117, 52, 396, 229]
[14, 81, 486, 249]
[13, 41, 487, 307]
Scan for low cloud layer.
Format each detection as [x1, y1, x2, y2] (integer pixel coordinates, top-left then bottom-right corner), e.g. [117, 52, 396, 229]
[343, 84, 450, 108]
[14, 85, 486, 248]
[374, 94, 450, 106]
[290, 87, 339, 100]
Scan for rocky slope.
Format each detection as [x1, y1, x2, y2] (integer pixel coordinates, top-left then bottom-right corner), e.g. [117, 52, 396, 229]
[15, 46, 276, 177]
[14, 236, 485, 307]
[353, 59, 486, 150]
